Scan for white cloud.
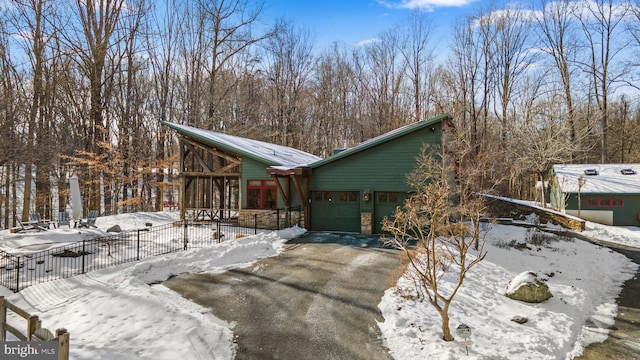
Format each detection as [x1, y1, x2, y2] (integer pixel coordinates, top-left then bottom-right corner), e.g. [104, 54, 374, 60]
[378, 0, 477, 11]
[353, 38, 381, 47]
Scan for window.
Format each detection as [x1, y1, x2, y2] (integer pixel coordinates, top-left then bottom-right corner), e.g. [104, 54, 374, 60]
[378, 192, 400, 203]
[313, 191, 333, 202]
[585, 197, 624, 207]
[612, 198, 624, 207]
[599, 198, 612, 206]
[246, 180, 277, 209]
[339, 191, 358, 202]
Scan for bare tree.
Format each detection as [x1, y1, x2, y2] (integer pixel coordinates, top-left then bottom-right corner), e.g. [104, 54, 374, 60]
[58, 0, 127, 214]
[261, 19, 315, 149]
[0, 11, 24, 228]
[147, 0, 180, 210]
[3, 0, 73, 224]
[397, 10, 435, 122]
[448, 11, 496, 155]
[535, 0, 579, 145]
[382, 146, 489, 342]
[489, 5, 537, 146]
[311, 42, 355, 156]
[198, 0, 269, 129]
[111, 0, 150, 213]
[575, 0, 631, 163]
[352, 29, 408, 140]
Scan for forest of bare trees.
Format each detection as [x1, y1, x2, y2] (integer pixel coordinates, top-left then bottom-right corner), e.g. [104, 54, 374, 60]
[1, 0, 640, 228]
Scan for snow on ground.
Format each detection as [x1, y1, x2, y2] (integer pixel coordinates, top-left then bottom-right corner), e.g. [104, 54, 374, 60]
[0, 212, 181, 255]
[0, 211, 305, 359]
[378, 222, 638, 360]
[0, 211, 638, 359]
[581, 221, 640, 249]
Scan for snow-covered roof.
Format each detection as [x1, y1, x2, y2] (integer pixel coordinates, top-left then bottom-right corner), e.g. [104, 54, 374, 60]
[553, 164, 640, 194]
[163, 122, 321, 167]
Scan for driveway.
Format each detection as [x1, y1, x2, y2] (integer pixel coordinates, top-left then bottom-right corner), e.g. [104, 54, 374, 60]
[577, 245, 640, 359]
[163, 232, 400, 360]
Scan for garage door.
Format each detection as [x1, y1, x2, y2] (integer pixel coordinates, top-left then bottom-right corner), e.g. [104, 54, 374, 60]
[374, 192, 407, 234]
[311, 191, 361, 232]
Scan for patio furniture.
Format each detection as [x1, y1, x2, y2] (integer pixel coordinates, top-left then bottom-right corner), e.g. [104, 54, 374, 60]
[78, 210, 98, 228]
[29, 212, 52, 230]
[58, 211, 71, 228]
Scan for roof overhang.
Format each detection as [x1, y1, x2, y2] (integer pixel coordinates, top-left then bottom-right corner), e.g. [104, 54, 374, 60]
[266, 166, 312, 177]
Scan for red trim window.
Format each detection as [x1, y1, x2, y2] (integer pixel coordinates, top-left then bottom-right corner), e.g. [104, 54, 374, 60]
[247, 180, 278, 209]
[585, 197, 624, 207]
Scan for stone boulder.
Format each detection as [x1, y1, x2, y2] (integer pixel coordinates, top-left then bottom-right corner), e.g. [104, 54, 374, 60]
[505, 271, 552, 303]
[107, 224, 122, 233]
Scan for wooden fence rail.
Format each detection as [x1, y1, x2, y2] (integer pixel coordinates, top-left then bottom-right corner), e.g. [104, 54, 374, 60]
[0, 296, 69, 360]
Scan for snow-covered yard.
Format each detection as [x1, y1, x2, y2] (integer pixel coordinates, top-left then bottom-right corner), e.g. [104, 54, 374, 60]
[378, 222, 638, 360]
[0, 211, 637, 359]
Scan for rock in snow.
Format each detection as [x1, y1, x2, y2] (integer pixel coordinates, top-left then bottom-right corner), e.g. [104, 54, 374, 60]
[505, 271, 553, 303]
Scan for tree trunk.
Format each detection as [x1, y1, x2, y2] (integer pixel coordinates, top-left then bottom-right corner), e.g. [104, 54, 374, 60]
[440, 302, 454, 341]
[21, 163, 32, 221]
[12, 165, 17, 227]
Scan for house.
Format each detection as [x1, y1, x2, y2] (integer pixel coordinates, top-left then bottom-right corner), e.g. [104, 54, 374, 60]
[304, 114, 451, 233]
[162, 122, 321, 222]
[163, 113, 451, 233]
[549, 164, 640, 226]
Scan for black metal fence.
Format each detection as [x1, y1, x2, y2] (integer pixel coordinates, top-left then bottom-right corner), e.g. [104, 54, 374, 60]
[0, 207, 301, 292]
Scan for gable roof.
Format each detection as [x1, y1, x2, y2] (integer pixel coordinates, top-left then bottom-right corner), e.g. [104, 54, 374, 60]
[553, 164, 640, 194]
[163, 122, 322, 167]
[310, 113, 451, 168]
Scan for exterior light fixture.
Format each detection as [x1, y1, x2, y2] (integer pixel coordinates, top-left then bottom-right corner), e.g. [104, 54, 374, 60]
[362, 189, 371, 202]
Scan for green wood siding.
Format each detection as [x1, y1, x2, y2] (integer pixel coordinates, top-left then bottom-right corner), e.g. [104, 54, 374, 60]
[309, 122, 443, 232]
[310, 122, 442, 191]
[565, 193, 640, 226]
[241, 157, 305, 210]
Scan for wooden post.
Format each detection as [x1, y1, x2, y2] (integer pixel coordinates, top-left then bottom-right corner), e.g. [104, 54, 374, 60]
[27, 314, 39, 340]
[56, 328, 69, 360]
[0, 296, 6, 341]
[179, 138, 186, 221]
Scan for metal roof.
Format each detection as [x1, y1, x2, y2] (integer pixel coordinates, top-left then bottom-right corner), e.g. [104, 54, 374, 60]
[163, 122, 322, 167]
[553, 164, 640, 194]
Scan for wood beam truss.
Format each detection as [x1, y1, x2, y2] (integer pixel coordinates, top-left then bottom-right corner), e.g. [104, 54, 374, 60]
[179, 136, 242, 220]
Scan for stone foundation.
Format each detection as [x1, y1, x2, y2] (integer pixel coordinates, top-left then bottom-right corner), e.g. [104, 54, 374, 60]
[361, 213, 372, 234]
[238, 209, 303, 230]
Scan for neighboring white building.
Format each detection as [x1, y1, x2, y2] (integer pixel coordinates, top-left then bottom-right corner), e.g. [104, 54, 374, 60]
[550, 164, 640, 226]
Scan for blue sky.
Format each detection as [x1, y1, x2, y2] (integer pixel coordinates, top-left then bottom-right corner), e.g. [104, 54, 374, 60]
[261, 0, 479, 51]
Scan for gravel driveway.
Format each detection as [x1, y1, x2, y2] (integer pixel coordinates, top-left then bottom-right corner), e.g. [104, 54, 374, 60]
[163, 232, 400, 360]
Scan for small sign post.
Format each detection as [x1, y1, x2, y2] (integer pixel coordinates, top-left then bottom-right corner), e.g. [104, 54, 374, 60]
[455, 323, 472, 356]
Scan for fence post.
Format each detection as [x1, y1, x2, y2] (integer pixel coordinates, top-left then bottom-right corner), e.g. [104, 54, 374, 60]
[0, 296, 6, 341]
[82, 240, 86, 274]
[183, 219, 188, 250]
[277, 208, 280, 230]
[216, 221, 221, 243]
[15, 256, 20, 292]
[56, 328, 69, 360]
[254, 214, 258, 234]
[137, 230, 141, 261]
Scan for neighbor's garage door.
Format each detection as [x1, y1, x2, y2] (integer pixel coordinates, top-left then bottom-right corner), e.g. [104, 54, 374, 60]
[311, 191, 360, 232]
[374, 192, 407, 234]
